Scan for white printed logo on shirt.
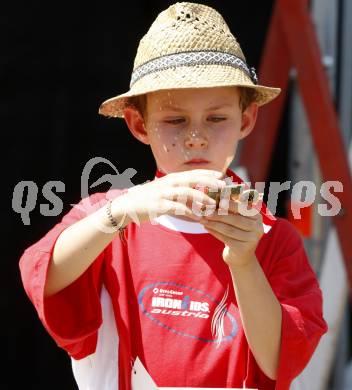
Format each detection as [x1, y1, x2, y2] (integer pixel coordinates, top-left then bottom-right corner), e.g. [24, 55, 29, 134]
[138, 282, 239, 345]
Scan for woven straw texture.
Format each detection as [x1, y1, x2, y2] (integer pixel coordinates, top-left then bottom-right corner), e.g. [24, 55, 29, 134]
[99, 2, 281, 118]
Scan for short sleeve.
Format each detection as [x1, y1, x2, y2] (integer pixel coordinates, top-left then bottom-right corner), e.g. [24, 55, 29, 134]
[259, 219, 328, 389]
[19, 190, 124, 359]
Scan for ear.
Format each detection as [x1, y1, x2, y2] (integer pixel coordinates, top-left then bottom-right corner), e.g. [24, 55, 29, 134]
[123, 107, 150, 145]
[239, 102, 258, 140]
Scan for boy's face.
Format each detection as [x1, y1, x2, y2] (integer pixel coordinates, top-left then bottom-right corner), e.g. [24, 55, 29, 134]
[124, 86, 258, 175]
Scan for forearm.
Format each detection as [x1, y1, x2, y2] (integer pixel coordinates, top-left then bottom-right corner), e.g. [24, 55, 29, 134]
[44, 199, 130, 297]
[229, 255, 282, 380]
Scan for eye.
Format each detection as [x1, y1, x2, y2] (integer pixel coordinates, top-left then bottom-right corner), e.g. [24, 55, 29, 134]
[164, 118, 185, 125]
[208, 116, 226, 123]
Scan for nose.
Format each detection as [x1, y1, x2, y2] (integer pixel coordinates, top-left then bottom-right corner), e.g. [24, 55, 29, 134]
[184, 129, 208, 149]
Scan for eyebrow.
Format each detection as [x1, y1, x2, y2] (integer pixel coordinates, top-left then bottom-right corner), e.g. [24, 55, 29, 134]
[206, 104, 234, 111]
[159, 103, 234, 112]
[159, 104, 184, 112]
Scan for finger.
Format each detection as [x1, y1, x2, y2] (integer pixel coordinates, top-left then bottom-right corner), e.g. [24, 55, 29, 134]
[205, 225, 255, 254]
[164, 200, 204, 221]
[217, 198, 244, 216]
[144, 199, 190, 221]
[187, 200, 217, 217]
[205, 213, 261, 232]
[167, 197, 217, 220]
[215, 198, 259, 218]
[238, 190, 264, 210]
[202, 224, 235, 246]
[202, 220, 259, 242]
[221, 197, 263, 218]
[149, 193, 214, 221]
[217, 198, 239, 215]
[236, 201, 263, 218]
[161, 187, 218, 206]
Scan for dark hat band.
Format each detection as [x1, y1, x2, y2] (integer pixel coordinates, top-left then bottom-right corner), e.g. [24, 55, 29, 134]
[130, 50, 258, 87]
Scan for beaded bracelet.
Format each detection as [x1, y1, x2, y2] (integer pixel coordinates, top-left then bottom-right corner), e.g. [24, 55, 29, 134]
[105, 200, 127, 244]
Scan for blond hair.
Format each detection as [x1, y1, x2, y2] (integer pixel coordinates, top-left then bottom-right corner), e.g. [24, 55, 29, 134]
[128, 87, 258, 120]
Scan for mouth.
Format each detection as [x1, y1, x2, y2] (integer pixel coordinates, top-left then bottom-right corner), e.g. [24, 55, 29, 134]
[185, 158, 210, 165]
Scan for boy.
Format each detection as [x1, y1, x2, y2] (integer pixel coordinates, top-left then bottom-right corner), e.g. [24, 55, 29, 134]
[19, 2, 327, 389]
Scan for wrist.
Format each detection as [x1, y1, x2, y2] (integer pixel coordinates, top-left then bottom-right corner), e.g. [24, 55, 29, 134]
[91, 195, 131, 235]
[110, 195, 132, 228]
[226, 251, 257, 271]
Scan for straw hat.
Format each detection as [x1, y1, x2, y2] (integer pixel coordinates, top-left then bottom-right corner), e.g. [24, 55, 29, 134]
[99, 2, 281, 118]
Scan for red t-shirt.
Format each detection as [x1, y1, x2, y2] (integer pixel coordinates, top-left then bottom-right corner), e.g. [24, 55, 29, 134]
[19, 169, 327, 390]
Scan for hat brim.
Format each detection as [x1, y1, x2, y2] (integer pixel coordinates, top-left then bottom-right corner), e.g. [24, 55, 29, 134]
[99, 64, 281, 118]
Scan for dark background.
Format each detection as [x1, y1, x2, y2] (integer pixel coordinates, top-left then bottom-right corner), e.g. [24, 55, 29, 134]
[3, 1, 293, 388]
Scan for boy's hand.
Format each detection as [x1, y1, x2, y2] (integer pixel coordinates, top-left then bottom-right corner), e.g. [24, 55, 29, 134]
[200, 198, 264, 267]
[111, 169, 226, 225]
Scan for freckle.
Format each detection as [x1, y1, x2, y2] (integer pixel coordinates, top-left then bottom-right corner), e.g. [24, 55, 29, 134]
[172, 143, 175, 147]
